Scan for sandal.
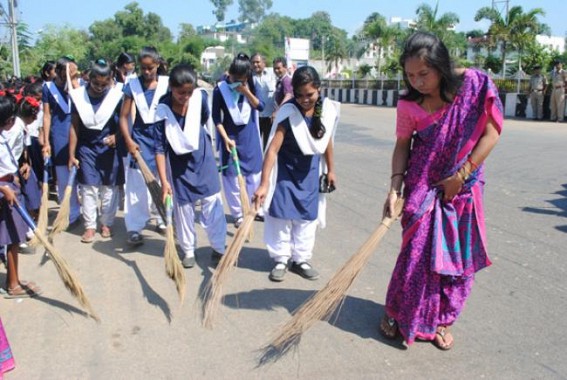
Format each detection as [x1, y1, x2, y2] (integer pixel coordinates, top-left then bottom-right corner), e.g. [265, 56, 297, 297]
[101, 225, 112, 238]
[379, 314, 399, 339]
[433, 326, 454, 351]
[4, 283, 42, 299]
[81, 228, 96, 243]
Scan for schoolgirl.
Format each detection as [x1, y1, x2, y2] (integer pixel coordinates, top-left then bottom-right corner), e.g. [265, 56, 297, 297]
[68, 60, 125, 243]
[120, 47, 169, 245]
[42, 56, 81, 228]
[254, 66, 339, 282]
[0, 96, 41, 298]
[212, 53, 264, 228]
[155, 64, 227, 268]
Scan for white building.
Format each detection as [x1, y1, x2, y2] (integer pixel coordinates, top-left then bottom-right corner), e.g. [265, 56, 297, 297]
[535, 35, 565, 54]
[200, 46, 226, 72]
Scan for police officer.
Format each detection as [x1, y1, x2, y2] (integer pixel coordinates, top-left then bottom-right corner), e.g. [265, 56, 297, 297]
[550, 61, 567, 122]
[529, 65, 547, 120]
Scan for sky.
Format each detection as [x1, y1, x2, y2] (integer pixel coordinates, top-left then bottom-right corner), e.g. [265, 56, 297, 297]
[8, 0, 567, 40]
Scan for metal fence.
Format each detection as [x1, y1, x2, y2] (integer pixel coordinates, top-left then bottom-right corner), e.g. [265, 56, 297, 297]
[322, 78, 535, 94]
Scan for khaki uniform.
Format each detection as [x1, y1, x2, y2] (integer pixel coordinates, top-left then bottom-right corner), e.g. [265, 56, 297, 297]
[529, 73, 547, 119]
[550, 69, 567, 121]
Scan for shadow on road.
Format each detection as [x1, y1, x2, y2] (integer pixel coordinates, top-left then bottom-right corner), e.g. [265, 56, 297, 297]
[521, 184, 567, 232]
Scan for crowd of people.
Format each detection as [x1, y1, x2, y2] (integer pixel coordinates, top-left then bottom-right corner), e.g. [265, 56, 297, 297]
[528, 60, 567, 121]
[1, 31, 504, 376]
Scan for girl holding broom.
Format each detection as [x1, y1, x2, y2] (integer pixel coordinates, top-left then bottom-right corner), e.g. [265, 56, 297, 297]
[212, 53, 264, 228]
[42, 56, 81, 229]
[120, 47, 169, 246]
[0, 95, 42, 298]
[68, 60, 124, 243]
[381, 32, 502, 350]
[254, 66, 339, 282]
[154, 64, 227, 269]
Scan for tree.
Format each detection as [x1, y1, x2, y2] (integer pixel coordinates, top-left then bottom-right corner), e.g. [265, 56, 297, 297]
[210, 0, 234, 22]
[237, 0, 272, 23]
[415, 2, 459, 42]
[359, 12, 403, 77]
[474, 5, 546, 77]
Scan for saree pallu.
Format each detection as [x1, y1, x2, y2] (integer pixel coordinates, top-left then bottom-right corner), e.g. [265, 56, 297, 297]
[385, 69, 503, 344]
[0, 318, 15, 377]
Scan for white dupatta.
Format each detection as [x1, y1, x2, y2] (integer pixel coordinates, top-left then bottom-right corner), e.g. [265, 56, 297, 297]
[218, 81, 251, 126]
[129, 75, 169, 124]
[156, 89, 205, 155]
[46, 81, 72, 114]
[69, 84, 124, 131]
[263, 98, 340, 228]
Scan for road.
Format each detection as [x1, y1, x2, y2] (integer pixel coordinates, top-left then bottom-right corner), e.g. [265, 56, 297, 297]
[2, 104, 566, 379]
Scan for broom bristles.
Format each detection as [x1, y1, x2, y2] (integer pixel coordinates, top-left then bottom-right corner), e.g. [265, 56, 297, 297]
[163, 224, 186, 303]
[34, 230, 100, 322]
[133, 151, 166, 222]
[237, 174, 254, 240]
[29, 182, 49, 247]
[49, 186, 73, 237]
[259, 198, 405, 362]
[202, 210, 256, 328]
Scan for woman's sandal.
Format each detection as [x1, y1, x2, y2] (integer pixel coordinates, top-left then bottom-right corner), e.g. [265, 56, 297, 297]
[433, 326, 454, 351]
[379, 315, 399, 339]
[4, 282, 42, 299]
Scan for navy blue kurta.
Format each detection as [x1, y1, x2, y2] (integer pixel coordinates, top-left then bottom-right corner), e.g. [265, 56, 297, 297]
[269, 103, 320, 221]
[42, 83, 72, 166]
[212, 82, 264, 177]
[154, 93, 220, 206]
[123, 82, 159, 172]
[73, 87, 124, 187]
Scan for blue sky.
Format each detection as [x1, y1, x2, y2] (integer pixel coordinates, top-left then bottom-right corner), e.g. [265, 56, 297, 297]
[13, 0, 567, 39]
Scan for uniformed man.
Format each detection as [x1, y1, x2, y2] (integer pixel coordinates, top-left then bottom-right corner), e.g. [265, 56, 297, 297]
[550, 61, 567, 122]
[529, 65, 547, 120]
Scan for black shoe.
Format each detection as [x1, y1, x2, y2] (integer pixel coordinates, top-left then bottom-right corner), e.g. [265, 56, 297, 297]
[182, 256, 196, 268]
[126, 231, 144, 246]
[211, 250, 223, 267]
[254, 215, 265, 222]
[289, 261, 320, 280]
[269, 262, 288, 282]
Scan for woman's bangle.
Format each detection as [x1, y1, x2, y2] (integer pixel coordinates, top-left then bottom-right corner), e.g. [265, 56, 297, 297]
[467, 158, 479, 171]
[390, 172, 404, 179]
[389, 189, 401, 196]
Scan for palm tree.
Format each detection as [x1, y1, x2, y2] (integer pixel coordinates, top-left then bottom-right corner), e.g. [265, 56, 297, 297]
[415, 2, 459, 44]
[474, 5, 546, 77]
[359, 13, 403, 77]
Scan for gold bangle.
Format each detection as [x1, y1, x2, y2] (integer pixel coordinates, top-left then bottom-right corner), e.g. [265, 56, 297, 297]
[390, 172, 404, 179]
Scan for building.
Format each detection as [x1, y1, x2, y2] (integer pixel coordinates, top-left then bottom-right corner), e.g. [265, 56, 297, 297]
[196, 21, 253, 44]
[200, 46, 226, 72]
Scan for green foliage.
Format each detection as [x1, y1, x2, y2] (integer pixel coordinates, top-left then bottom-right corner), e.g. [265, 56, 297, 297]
[484, 55, 502, 73]
[210, 0, 234, 22]
[357, 63, 372, 78]
[237, 0, 273, 23]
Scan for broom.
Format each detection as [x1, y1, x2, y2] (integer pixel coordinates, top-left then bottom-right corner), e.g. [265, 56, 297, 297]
[231, 147, 253, 240]
[163, 195, 186, 303]
[14, 202, 100, 322]
[29, 157, 50, 247]
[49, 165, 77, 238]
[132, 150, 166, 223]
[201, 206, 257, 328]
[259, 198, 405, 362]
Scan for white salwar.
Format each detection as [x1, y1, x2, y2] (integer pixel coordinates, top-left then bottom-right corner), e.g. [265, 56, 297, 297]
[222, 171, 262, 220]
[262, 99, 340, 263]
[81, 185, 119, 229]
[173, 193, 227, 259]
[55, 166, 81, 224]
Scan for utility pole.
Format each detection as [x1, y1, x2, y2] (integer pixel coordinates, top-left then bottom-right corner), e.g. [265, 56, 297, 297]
[1, 0, 20, 77]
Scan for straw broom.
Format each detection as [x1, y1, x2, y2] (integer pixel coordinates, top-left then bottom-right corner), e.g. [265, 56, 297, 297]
[201, 207, 257, 328]
[259, 198, 405, 362]
[231, 147, 253, 240]
[29, 157, 50, 247]
[14, 202, 100, 322]
[132, 151, 166, 223]
[163, 195, 186, 303]
[49, 165, 77, 238]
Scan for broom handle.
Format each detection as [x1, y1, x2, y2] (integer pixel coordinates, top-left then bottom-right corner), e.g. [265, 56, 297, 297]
[43, 157, 50, 184]
[165, 195, 173, 225]
[67, 165, 77, 186]
[133, 151, 154, 179]
[14, 202, 37, 231]
[230, 147, 242, 176]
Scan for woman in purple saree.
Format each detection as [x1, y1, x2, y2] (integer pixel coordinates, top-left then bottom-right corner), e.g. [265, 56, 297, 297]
[381, 32, 503, 350]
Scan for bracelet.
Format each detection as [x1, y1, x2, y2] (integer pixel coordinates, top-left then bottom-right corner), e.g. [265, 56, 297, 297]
[467, 158, 479, 171]
[390, 172, 404, 179]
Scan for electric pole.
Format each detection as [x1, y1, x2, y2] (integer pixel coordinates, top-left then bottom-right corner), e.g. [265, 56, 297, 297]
[8, 0, 20, 77]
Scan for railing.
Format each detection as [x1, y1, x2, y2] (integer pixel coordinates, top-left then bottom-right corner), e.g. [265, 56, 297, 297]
[322, 78, 534, 94]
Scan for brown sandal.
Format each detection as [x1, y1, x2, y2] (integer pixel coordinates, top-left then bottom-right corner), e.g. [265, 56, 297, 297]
[433, 326, 454, 350]
[379, 314, 399, 339]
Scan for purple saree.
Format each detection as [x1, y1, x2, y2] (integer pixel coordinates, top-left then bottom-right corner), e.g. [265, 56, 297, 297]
[385, 69, 503, 344]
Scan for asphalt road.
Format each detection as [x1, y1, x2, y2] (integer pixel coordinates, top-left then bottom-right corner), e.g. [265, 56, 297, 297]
[1, 104, 566, 379]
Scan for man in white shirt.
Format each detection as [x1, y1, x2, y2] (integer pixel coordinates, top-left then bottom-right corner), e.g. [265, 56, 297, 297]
[251, 53, 276, 149]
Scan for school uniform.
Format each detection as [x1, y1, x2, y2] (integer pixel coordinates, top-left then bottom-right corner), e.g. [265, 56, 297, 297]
[263, 98, 339, 264]
[154, 90, 226, 259]
[123, 76, 168, 233]
[43, 81, 81, 223]
[69, 84, 125, 230]
[212, 81, 264, 221]
[0, 134, 29, 246]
